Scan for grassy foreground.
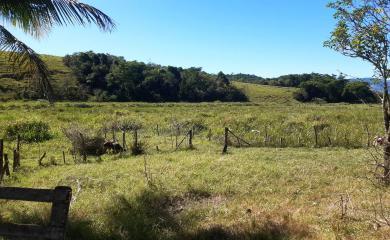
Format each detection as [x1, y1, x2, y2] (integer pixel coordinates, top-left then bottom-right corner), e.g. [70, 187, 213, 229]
[0, 97, 389, 239]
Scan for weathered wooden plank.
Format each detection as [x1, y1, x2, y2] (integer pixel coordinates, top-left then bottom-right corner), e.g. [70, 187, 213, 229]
[0, 187, 55, 202]
[0, 186, 72, 240]
[50, 187, 72, 239]
[0, 223, 52, 239]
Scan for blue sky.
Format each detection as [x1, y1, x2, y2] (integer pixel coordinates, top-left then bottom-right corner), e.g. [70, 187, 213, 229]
[10, 0, 374, 78]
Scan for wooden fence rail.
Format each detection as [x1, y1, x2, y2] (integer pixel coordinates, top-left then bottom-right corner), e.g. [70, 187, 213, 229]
[0, 186, 72, 240]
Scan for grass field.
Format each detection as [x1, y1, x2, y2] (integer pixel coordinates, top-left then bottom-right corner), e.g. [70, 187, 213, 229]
[233, 82, 298, 104]
[0, 54, 78, 101]
[0, 82, 389, 239]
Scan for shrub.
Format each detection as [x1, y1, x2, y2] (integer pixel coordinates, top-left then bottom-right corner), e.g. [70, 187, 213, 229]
[130, 141, 147, 156]
[342, 81, 378, 103]
[293, 89, 309, 102]
[5, 121, 53, 143]
[63, 125, 105, 157]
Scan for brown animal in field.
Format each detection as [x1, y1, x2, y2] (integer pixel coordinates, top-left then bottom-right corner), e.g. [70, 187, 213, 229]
[374, 136, 386, 147]
[103, 141, 124, 154]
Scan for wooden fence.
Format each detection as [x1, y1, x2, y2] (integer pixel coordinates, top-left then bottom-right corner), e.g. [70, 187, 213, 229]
[0, 186, 72, 240]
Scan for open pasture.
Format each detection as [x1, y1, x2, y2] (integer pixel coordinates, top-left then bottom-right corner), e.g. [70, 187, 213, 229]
[0, 99, 388, 240]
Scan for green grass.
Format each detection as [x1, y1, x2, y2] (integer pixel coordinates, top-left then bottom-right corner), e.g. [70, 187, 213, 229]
[0, 53, 78, 101]
[0, 100, 389, 239]
[233, 81, 298, 104]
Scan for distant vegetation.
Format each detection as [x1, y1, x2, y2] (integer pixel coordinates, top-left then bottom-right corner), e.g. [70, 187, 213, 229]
[63, 51, 247, 102]
[229, 73, 378, 103]
[0, 51, 378, 104]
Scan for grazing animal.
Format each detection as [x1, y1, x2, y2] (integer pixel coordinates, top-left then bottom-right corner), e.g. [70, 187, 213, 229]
[374, 136, 385, 147]
[103, 141, 124, 154]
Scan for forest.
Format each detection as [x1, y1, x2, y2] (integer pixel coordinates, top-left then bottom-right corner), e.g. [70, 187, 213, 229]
[1, 52, 377, 104]
[62, 51, 248, 102]
[229, 73, 378, 103]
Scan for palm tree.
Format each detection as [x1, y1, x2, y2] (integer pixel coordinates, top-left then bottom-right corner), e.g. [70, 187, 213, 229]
[0, 0, 115, 101]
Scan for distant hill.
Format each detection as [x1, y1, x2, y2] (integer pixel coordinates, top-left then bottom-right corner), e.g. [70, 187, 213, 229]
[0, 53, 79, 101]
[233, 81, 298, 104]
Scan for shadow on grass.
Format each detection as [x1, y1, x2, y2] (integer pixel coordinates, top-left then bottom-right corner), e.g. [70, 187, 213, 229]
[0, 189, 312, 240]
[180, 219, 311, 240]
[91, 188, 311, 240]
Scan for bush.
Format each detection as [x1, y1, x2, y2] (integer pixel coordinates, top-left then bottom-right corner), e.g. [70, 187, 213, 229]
[342, 81, 378, 103]
[63, 125, 105, 157]
[130, 141, 147, 156]
[293, 89, 309, 102]
[5, 121, 53, 143]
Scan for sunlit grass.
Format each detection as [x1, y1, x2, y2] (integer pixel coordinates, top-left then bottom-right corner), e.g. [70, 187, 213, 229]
[0, 100, 388, 239]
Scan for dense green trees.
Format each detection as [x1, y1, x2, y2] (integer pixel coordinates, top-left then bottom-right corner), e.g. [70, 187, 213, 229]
[295, 77, 377, 103]
[63, 51, 247, 102]
[230, 72, 378, 103]
[342, 82, 378, 104]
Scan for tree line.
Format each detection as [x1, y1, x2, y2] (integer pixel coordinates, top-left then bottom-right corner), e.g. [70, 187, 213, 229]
[63, 51, 247, 102]
[229, 73, 378, 103]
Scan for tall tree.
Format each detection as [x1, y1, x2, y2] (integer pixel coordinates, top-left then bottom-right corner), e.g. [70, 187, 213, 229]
[216, 71, 230, 85]
[325, 0, 389, 181]
[0, 0, 115, 101]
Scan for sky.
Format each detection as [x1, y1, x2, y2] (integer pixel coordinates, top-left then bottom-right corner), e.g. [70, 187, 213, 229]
[8, 0, 375, 78]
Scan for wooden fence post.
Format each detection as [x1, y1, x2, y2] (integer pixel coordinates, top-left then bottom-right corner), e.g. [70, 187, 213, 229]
[0, 186, 72, 240]
[207, 129, 212, 141]
[49, 186, 72, 240]
[16, 135, 20, 152]
[175, 126, 179, 148]
[188, 130, 193, 149]
[222, 127, 229, 154]
[62, 151, 66, 165]
[122, 131, 126, 151]
[39, 152, 47, 166]
[4, 154, 10, 177]
[112, 130, 116, 142]
[0, 139, 3, 179]
[156, 124, 160, 136]
[13, 149, 20, 172]
[279, 137, 284, 148]
[134, 129, 138, 148]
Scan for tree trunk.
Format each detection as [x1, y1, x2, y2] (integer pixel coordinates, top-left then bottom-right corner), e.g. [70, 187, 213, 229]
[384, 144, 390, 181]
[382, 77, 390, 182]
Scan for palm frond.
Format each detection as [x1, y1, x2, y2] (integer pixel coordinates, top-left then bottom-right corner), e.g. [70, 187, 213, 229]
[0, 25, 53, 100]
[0, 0, 115, 38]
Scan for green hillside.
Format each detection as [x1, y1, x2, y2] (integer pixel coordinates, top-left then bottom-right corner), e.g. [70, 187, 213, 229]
[0, 54, 78, 101]
[233, 81, 298, 104]
[0, 53, 299, 103]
